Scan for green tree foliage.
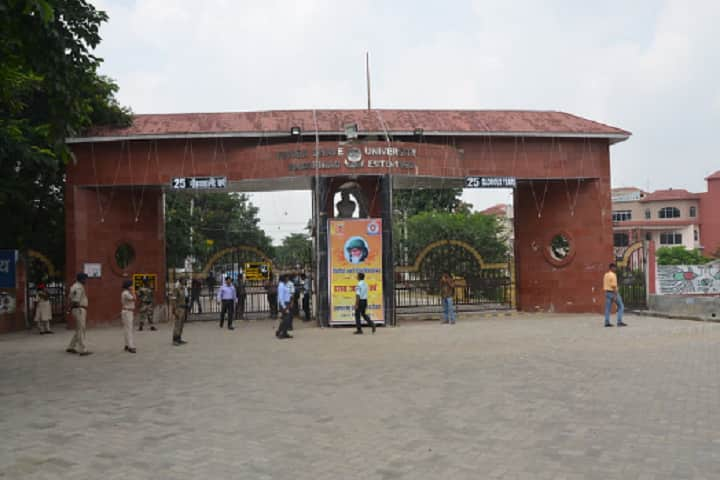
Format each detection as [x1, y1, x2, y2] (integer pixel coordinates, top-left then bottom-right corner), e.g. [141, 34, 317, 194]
[0, 0, 131, 273]
[165, 192, 274, 269]
[393, 188, 465, 216]
[274, 233, 312, 269]
[656, 247, 711, 266]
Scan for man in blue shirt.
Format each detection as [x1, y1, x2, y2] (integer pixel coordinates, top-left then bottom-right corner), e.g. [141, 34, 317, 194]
[354, 272, 375, 334]
[276, 275, 293, 339]
[216, 276, 237, 330]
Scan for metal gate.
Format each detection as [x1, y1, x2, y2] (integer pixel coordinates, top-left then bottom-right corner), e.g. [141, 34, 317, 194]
[25, 250, 65, 326]
[395, 240, 515, 315]
[616, 242, 647, 309]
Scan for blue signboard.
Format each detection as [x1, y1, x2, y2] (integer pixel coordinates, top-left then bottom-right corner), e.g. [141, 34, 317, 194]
[0, 250, 17, 288]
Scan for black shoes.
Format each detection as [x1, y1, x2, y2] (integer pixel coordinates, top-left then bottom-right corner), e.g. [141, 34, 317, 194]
[371, 323, 376, 334]
[219, 322, 223, 328]
[618, 322, 628, 327]
[228, 325, 235, 330]
[124, 346, 137, 353]
[79, 351, 93, 356]
[604, 323, 613, 327]
[354, 330, 363, 335]
[276, 331, 292, 339]
[66, 348, 78, 354]
[172, 337, 187, 346]
[150, 326, 157, 331]
[138, 325, 143, 331]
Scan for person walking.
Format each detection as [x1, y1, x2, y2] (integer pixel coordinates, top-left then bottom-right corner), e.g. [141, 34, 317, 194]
[603, 263, 627, 327]
[439, 272, 456, 325]
[137, 278, 157, 331]
[354, 272, 375, 334]
[171, 278, 189, 346]
[301, 273, 311, 321]
[275, 274, 292, 339]
[66, 273, 92, 356]
[120, 280, 137, 353]
[190, 278, 203, 314]
[217, 276, 237, 330]
[34, 284, 53, 334]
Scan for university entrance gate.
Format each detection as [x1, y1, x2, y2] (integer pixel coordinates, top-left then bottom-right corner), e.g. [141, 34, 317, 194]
[64, 109, 629, 327]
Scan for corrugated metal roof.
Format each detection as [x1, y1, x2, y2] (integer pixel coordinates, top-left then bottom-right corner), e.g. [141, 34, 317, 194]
[639, 189, 701, 202]
[72, 109, 631, 142]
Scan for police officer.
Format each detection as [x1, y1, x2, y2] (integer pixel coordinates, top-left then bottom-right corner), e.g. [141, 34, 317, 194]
[137, 278, 157, 331]
[171, 278, 189, 346]
[66, 273, 92, 355]
[121, 280, 137, 353]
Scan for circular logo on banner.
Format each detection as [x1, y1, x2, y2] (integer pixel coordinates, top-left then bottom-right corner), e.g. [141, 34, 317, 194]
[366, 220, 381, 235]
[345, 148, 363, 168]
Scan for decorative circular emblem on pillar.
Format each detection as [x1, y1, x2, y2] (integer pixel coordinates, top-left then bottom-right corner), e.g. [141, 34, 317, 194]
[345, 148, 363, 168]
[542, 231, 576, 267]
[115, 243, 136, 269]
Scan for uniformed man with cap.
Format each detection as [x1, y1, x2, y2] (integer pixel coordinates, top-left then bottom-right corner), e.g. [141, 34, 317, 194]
[66, 273, 92, 356]
[171, 278, 189, 346]
[137, 278, 157, 331]
[120, 280, 137, 353]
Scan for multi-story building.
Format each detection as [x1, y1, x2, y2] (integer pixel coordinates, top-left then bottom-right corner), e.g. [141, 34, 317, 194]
[611, 170, 720, 256]
[479, 203, 514, 251]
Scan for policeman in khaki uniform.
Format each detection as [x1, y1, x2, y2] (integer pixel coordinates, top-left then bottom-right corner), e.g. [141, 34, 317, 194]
[120, 280, 137, 353]
[137, 278, 157, 331]
[171, 278, 188, 346]
[66, 273, 92, 356]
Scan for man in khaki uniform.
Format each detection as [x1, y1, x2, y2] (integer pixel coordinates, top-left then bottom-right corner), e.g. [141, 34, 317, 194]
[137, 278, 157, 331]
[121, 280, 137, 353]
[66, 273, 92, 356]
[171, 278, 188, 346]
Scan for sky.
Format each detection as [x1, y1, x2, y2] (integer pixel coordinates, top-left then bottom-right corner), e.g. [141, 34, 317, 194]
[92, 0, 720, 243]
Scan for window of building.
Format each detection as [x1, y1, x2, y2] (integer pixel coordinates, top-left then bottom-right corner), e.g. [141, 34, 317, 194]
[645, 233, 652, 241]
[690, 206, 696, 217]
[658, 207, 681, 219]
[659, 232, 682, 245]
[612, 210, 632, 222]
[694, 229, 699, 241]
[613, 233, 630, 247]
[644, 209, 651, 219]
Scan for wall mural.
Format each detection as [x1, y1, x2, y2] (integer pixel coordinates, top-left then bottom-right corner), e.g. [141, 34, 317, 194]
[657, 262, 720, 294]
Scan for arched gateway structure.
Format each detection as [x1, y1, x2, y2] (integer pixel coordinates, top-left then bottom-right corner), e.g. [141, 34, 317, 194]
[66, 110, 630, 326]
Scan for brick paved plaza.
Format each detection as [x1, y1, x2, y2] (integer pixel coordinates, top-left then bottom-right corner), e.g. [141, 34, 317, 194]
[2, 314, 720, 479]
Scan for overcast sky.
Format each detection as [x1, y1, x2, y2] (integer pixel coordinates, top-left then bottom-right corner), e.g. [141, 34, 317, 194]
[92, 0, 720, 243]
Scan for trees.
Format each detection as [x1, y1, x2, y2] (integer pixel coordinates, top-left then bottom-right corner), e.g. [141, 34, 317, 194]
[656, 247, 711, 266]
[274, 233, 312, 269]
[393, 188, 465, 217]
[164, 192, 274, 269]
[0, 0, 130, 271]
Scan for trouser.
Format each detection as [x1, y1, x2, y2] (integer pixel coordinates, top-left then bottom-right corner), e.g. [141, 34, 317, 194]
[173, 306, 186, 339]
[442, 297, 456, 324]
[68, 307, 88, 353]
[220, 300, 234, 326]
[302, 294, 310, 320]
[121, 310, 135, 348]
[37, 320, 51, 332]
[277, 307, 292, 335]
[604, 291, 624, 324]
[268, 293, 278, 318]
[190, 296, 202, 313]
[235, 295, 245, 320]
[355, 299, 374, 331]
[138, 304, 154, 327]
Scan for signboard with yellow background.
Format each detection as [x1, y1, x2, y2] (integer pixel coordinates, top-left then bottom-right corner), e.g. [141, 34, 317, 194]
[328, 219, 384, 325]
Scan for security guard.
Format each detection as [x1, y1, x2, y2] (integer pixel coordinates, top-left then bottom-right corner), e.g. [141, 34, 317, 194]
[171, 278, 189, 346]
[137, 278, 157, 331]
[66, 273, 92, 356]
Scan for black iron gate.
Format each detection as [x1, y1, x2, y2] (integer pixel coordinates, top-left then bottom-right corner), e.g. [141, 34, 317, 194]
[394, 240, 514, 315]
[616, 242, 647, 309]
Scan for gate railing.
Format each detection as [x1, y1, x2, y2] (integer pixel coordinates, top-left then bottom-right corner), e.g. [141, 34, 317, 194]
[616, 241, 647, 309]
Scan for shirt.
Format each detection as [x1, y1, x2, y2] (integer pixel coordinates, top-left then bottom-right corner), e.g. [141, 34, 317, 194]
[69, 281, 88, 307]
[603, 271, 618, 292]
[217, 284, 237, 301]
[355, 280, 369, 300]
[303, 278, 312, 295]
[121, 290, 135, 310]
[278, 281, 292, 308]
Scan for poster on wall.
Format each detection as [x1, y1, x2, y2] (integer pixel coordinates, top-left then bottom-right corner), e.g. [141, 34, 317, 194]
[328, 218, 384, 325]
[0, 250, 17, 315]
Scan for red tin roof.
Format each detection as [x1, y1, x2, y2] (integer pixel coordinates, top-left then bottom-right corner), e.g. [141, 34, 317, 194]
[70, 109, 631, 143]
[705, 170, 720, 180]
[479, 204, 510, 216]
[639, 189, 700, 202]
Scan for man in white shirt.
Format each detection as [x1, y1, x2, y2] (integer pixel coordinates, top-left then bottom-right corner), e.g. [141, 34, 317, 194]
[216, 277, 237, 330]
[354, 272, 375, 334]
[66, 273, 92, 355]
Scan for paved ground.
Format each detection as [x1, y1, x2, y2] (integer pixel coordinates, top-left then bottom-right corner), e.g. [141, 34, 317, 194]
[2, 314, 720, 480]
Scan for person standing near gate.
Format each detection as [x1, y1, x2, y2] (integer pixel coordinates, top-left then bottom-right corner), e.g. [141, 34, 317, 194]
[275, 274, 292, 339]
[265, 276, 278, 319]
[234, 274, 246, 321]
[137, 278, 157, 331]
[440, 272, 457, 325]
[603, 263, 627, 327]
[301, 273, 311, 321]
[354, 272, 375, 334]
[190, 277, 202, 314]
[171, 278, 189, 346]
[66, 273, 92, 356]
[34, 284, 53, 334]
[120, 280, 137, 353]
[217, 276, 237, 329]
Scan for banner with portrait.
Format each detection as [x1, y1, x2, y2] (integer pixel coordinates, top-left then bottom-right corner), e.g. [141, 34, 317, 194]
[328, 219, 384, 325]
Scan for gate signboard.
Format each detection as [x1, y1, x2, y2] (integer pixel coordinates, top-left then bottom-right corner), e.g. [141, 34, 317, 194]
[244, 262, 270, 281]
[328, 219, 384, 325]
